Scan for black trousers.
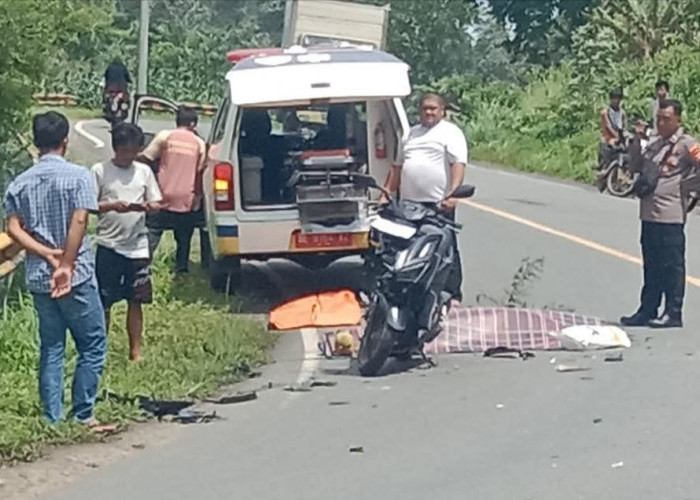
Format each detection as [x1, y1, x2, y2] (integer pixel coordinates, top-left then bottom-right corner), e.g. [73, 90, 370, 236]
[639, 221, 686, 319]
[147, 210, 207, 273]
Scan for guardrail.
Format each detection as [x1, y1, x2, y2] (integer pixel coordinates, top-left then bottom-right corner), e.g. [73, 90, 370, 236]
[35, 94, 218, 116]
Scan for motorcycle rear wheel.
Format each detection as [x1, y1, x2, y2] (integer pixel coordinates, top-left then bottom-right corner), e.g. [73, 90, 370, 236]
[358, 294, 395, 377]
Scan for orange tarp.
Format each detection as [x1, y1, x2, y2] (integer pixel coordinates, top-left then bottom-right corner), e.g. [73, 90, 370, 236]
[268, 289, 362, 331]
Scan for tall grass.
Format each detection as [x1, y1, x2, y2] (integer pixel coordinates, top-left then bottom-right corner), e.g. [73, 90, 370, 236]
[0, 245, 272, 464]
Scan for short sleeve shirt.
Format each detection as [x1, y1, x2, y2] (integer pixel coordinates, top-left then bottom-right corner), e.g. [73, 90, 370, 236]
[398, 120, 468, 203]
[92, 161, 162, 259]
[141, 128, 205, 212]
[3, 155, 98, 293]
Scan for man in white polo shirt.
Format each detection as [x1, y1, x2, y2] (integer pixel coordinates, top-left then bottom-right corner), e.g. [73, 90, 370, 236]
[382, 92, 468, 302]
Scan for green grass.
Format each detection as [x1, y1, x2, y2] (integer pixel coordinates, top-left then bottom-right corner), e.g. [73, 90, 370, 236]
[0, 239, 273, 464]
[469, 128, 599, 183]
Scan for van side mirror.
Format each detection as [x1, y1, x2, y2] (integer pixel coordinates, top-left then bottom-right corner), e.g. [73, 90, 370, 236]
[450, 185, 476, 199]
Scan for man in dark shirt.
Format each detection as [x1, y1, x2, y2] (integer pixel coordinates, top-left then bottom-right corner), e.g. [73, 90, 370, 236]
[104, 58, 132, 94]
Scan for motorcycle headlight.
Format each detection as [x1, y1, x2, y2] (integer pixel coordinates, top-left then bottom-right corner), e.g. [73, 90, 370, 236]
[394, 249, 409, 270]
[418, 241, 435, 259]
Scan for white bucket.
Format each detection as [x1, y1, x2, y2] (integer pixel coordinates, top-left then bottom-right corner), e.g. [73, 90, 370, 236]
[241, 155, 263, 204]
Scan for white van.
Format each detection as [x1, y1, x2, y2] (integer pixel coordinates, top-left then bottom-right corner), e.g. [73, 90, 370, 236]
[133, 45, 411, 290]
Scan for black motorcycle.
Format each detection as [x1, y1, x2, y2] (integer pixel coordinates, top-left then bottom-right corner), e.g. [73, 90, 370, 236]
[356, 176, 475, 376]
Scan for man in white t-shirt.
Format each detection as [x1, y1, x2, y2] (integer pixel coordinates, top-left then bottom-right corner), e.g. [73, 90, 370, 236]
[382, 93, 469, 302]
[92, 123, 162, 361]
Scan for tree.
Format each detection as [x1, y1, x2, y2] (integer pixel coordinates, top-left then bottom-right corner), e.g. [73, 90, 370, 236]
[362, 0, 480, 83]
[489, 0, 599, 66]
[580, 0, 700, 61]
[0, 0, 110, 191]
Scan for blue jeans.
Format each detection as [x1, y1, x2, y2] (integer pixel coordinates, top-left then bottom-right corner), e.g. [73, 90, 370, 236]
[32, 278, 107, 423]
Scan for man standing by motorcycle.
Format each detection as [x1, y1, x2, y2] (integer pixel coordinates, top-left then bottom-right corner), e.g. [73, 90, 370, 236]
[621, 99, 700, 329]
[381, 92, 468, 303]
[598, 88, 628, 168]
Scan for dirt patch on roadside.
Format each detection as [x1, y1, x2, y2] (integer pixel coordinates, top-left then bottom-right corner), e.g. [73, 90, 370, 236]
[0, 421, 184, 500]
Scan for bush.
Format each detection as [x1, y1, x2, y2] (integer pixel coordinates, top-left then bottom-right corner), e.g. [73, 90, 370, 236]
[430, 43, 700, 182]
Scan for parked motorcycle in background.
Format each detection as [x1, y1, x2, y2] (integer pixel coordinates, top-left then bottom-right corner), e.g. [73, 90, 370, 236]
[356, 175, 475, 377]
[596, 125, 650, 197]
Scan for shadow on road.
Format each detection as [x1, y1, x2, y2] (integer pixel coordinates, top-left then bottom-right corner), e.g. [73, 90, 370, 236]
[167, 256, 369, 316]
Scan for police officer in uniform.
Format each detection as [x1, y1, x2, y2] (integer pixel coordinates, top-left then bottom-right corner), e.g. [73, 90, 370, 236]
[621, 99, 700, 328]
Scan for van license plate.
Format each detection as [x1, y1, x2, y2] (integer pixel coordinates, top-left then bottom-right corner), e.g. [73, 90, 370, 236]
[294, 232, 354, 249]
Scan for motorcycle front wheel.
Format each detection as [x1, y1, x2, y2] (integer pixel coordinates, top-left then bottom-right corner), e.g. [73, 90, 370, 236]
[606, 162, 636, 197]
[358, 293, 396, 377]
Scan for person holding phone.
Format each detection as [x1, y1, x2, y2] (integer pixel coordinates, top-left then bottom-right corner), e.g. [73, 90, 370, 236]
[92, 123, 162, 361]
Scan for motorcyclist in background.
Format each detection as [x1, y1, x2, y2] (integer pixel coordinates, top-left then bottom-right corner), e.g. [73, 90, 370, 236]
[598, 87, 628, 170]
[102, 59, 132, 102]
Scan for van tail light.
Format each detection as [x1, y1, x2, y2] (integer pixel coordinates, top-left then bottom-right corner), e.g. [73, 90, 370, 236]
[214, 162, 235, 211]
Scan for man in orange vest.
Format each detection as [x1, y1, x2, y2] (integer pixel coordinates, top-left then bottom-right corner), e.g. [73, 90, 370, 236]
[139, 107, 206, 273]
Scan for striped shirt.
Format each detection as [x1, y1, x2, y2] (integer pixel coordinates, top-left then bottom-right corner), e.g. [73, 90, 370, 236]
[3, 154, 98, 293]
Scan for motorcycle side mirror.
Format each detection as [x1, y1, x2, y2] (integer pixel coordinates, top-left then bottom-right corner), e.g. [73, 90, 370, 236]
[450, 185, 476, 199]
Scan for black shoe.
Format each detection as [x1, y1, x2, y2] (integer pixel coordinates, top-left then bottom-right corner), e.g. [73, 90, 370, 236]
[648, 315, 683, 329]
[620, 312, 653, 327]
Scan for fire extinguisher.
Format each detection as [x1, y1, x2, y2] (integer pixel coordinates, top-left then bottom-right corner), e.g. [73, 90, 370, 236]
[374, 123, 387, 159]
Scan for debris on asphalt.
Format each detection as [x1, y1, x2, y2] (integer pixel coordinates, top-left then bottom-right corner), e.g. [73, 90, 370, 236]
[604, 352, 624, 362]
[205, 391, 258, 405]
[611, 461, 624, 469]
[549, 357, 557, 364]
[132, 443, 146, 450]
[139, 398, 193, 419]
[284, 384, 312, 392]
[496, 403, 505, 409]
[284, 378, 337, 392]
[174, 409, 220, 424]
[556, 364, 591, 373]
[484, 346, 535, 361]
[555, 325, 631, 350]
[593, 418, 603, 424]
[349, 446, 364, 453]
[328, 401, 350, 406]
[310, 380, 337, 388]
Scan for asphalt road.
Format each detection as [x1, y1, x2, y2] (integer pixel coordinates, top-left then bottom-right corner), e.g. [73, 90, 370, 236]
[49, 119, 700, 500]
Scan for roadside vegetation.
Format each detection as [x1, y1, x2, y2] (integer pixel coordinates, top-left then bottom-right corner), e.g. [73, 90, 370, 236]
[0, 239, 272, 464]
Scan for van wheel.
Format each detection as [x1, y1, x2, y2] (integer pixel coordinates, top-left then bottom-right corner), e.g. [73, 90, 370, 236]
[209, 257, 242, 294]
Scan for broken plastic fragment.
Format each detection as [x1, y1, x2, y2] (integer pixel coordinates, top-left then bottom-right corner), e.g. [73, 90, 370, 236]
[604, 352, 624, 362]
[204, 391, 257, 405]
[556, 364, 591, 373]
[349, 446, 364, 453]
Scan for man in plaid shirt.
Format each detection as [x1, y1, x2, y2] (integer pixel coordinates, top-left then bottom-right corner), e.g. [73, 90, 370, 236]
[4, 112, 109, 429]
